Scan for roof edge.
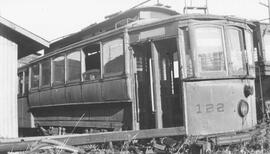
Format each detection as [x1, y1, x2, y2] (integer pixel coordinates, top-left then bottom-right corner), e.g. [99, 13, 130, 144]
[0, 16, 50, 47]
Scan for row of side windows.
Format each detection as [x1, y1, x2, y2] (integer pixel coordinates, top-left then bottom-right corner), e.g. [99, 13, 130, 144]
[28, 38, 124, 89]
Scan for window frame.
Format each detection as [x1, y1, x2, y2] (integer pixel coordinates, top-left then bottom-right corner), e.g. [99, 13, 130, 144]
[40, 58, 52, 88]
[224, 26, 246, 76]
[66, 49, 82, 83]
[82, 42, 102, 82]
[30, 63, 40, 90]
[52, 54, 66, 87]
[244, 29, 255, 76]
[102, 37, 125, 78]
[18, 72, 24, 96]
[183, 27, 194, 78]
[24, 69, 29, 94]
[190, 25, 228, 78]
[18, 69, 29, 96]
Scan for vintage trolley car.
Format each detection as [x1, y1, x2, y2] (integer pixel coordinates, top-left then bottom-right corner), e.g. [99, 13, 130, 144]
[18, 5, 257, 141]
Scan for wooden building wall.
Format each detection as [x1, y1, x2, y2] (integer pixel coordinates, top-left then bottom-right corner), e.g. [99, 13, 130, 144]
[0, 35, 18, 138]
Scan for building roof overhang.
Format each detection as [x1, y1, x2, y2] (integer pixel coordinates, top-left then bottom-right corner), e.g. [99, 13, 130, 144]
[0, 16, 49, 59]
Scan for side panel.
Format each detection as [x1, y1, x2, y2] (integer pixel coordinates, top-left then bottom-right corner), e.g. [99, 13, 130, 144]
[256, 76, 270, 120]
[39, 89, 51, 106]
[18, 97, 32, 128]
[82, 82, 102, 102]
[102, 78, 130, 101]
[185, 79, 256, 135]
[29, 92, 40, 107]
[51, 87, 66, 105]
[32, 103, 132, 130]
[66, 84, 82, 103]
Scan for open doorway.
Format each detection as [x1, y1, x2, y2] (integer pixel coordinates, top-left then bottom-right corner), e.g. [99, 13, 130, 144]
[133, 43, 155, 129]
[132, 38, 183, 129]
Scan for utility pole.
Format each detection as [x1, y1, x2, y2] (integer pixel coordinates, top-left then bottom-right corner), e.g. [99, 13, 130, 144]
[259, 0, 270, 23]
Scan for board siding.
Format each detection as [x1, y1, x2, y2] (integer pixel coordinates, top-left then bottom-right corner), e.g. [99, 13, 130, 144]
[0, 35, 18, 138]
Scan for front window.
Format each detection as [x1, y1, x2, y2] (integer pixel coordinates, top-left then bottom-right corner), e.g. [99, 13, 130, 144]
[193, 27, 226, 75]
[245, 30, 255, 75]
[245, 31, 254, 65]
[264, 33, 270, 61]
[183, 29, 193, 77]
[226, 28, 244, 75]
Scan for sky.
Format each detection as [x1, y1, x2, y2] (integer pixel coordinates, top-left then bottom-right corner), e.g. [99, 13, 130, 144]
[0, 0, 269, 41]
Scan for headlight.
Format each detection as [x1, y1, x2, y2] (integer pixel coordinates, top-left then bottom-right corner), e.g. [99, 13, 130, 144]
[238, 100, 249, 117]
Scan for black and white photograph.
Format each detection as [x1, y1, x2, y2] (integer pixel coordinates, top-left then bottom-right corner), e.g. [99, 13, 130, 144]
[0, 0, 270, 153]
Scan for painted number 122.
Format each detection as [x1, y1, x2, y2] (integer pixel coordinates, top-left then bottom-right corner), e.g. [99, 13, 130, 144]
[196, 103, 224, 114]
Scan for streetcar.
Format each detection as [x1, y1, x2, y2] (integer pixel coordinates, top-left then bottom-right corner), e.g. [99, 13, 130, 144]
[17, 4, 257, 145]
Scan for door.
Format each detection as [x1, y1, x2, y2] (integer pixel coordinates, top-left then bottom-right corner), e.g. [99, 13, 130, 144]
[133, 43, 155, 129]
[154, 38, 182, 127]
[133, 38, 183, 129]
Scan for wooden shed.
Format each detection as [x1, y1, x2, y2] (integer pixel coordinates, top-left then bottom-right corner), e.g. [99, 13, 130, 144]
[0, 16, 49, 138]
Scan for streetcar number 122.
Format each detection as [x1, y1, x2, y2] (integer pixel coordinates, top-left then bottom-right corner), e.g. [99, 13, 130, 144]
[196, 103, 224, 114]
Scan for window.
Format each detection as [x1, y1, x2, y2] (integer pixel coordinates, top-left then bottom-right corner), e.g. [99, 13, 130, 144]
[245, 31, 254, 65]
[226, 28, 244, 75]
[24, 70, 29, 94]
[173, 52, 179, 78]
[18, 70, 29, 95]
[31, 64, 40, 88]
[183, 29, 193, 77]
[245, 31, 255, 75]
[193, 27, 225, 74]
[264, 33, 270, 61]
[161, 58, 167, 80]
[67, 51, 81, 82]
[103, 38, 124, 76]
[41, 59, 51, 86]
[18, 72, 23, 95]
[83, 44, 100, 80]
[52, 55, 65, 85]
